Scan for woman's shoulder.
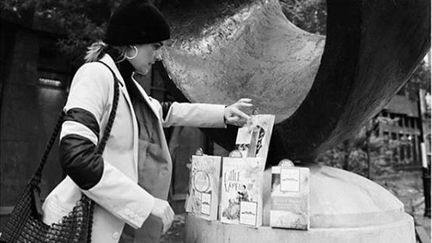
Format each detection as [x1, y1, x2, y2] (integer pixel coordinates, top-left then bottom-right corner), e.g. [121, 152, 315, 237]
[74, 61, 114, 83]
[76, 61, 112, 77]
[70, 61, 114, 93]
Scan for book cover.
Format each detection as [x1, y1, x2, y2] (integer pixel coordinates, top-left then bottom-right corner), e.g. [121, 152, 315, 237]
[270, 166, 310, 230]
[185, 155, 222, 220]
[235, 114, 275, 158]
[220, 157, 266, 227]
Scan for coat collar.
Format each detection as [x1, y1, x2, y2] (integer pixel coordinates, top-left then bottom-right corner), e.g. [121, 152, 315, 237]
[98, 54, 161, 120]
[130, 74, 161, 120]
[99, 54, 126, 87]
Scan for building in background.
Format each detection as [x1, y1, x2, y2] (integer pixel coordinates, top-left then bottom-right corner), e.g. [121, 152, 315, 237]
[375, 95, 424, 169]
[0, 14, 209, 227]
[0, 14, 70, 228]
[371, 53, 430, 174]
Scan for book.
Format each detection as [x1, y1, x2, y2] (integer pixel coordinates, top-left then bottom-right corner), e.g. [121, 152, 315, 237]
[235, 114, 275, 158]
[185, 155, 222, 220]
[270, 166, 310, 230]
[220, 157, 266, 227]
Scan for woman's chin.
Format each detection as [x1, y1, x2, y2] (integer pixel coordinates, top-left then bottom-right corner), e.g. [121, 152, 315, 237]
[135, 67, 150, 76]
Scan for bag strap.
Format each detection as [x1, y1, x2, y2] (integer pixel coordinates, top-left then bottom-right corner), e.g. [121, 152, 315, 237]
[94, 61, 120, 155]
[31, 61, 120, 185]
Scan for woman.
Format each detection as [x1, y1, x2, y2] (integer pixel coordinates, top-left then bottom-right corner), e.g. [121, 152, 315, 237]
[42, 1, 252, 242]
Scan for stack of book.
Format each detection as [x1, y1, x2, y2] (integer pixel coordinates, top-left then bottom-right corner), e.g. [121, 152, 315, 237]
[185, 114, 310, 230]
[219, 114, 274, 227]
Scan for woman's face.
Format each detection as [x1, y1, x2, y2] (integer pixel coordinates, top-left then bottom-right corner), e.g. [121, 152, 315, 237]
[127, 42, 163, 75]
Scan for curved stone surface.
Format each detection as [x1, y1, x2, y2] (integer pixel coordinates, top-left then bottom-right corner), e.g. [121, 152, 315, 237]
[185, 213, 414, 243]
[185, 165, 415, 243]
[270, 0, 431, 162]
[161, 0, 431, 163]
[262, 165, 405, 228]
[162, 0, 324, 124]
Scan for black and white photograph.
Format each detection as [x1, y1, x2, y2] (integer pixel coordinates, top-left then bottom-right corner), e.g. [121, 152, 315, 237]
[0, 0, 430, 242]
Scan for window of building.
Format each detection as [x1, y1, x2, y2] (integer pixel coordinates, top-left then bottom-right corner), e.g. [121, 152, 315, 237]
[378, 111, 422, 168]
[37, 38, 71, 91]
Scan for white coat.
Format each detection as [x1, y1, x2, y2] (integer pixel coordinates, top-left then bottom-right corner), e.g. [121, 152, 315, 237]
[42, 54, 226, 243]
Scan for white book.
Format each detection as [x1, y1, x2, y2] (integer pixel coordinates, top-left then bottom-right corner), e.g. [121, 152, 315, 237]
[185, 155, 222, 220]
[235, 114, 275, 158]
[220, 157, 266, 227]
[270, 166, 310, 230]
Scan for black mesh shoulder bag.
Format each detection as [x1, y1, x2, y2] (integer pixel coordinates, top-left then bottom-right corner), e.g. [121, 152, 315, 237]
[0, 61, 120, 243]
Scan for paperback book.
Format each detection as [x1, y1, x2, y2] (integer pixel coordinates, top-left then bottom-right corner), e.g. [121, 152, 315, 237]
[220, 157, 266, 227]
[270, 166, 310, 230]
[185, 155, 222, 220]
[235, 114, 275, 158]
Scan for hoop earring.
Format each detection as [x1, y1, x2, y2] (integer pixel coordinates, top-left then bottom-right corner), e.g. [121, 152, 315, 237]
[125, 45, 138, 60]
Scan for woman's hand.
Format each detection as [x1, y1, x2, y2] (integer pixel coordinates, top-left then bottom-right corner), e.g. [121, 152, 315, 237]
[151, 198, 175, 234]
[224, 98, 253, 127]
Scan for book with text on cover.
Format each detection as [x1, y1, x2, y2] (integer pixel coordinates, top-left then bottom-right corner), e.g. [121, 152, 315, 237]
[185, 155, 222, 221]
[220, 157, 266, 227]
[270, 166, 310, 230]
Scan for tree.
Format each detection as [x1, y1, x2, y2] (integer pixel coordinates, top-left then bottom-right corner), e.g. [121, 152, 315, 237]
[1, 0, 118, 66]
[2, 0, 427, 176]
[280, 0, 327, 35]
[315, 116, 401, 178]
[316, 57, 430, 177]
[1, 0, 327, 67]
[399, 61, 431, 101]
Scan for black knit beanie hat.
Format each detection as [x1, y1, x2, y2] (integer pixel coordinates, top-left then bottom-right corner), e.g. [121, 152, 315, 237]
[104, 0, 170, 46]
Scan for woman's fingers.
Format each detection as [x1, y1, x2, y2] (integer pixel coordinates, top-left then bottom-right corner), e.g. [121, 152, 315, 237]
[226, 112, 249, 127]
[151, 198, 174, 234]
[231, 107, 250, 120]
[238, 98, 252, 103]
[224, 98, 255, 126]
[235, 98, 253, 108]
[163, 204, 174, 234]
[236, 102, 253, 108]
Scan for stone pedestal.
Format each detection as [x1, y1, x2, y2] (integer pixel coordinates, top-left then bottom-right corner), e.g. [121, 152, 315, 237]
[185, 164, 415, 243]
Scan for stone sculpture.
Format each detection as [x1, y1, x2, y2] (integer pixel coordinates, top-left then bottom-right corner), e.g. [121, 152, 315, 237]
[158, 0, 430, 242]
[161, 0, 430, 164]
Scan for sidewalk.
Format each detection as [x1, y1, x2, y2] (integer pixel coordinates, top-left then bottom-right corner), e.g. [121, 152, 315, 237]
[414, 214, 431, 243]
[374, 171, 431, 242]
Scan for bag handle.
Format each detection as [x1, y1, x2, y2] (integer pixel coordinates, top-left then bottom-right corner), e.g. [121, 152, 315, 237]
[31, 61, 120, 185]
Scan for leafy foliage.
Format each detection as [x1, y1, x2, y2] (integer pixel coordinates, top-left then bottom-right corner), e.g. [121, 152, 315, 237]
[399, 61, 431, 101]
[1, 0, 327, 67]
[0, 0, 35, 17]
[316, 59, 430, 177]
[280, 0, 327, 34]
[36, 0, 116, 66]
[315, 117, 404, 178]
[1, 0, 428, 177]
[1, 0, 118, 66]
